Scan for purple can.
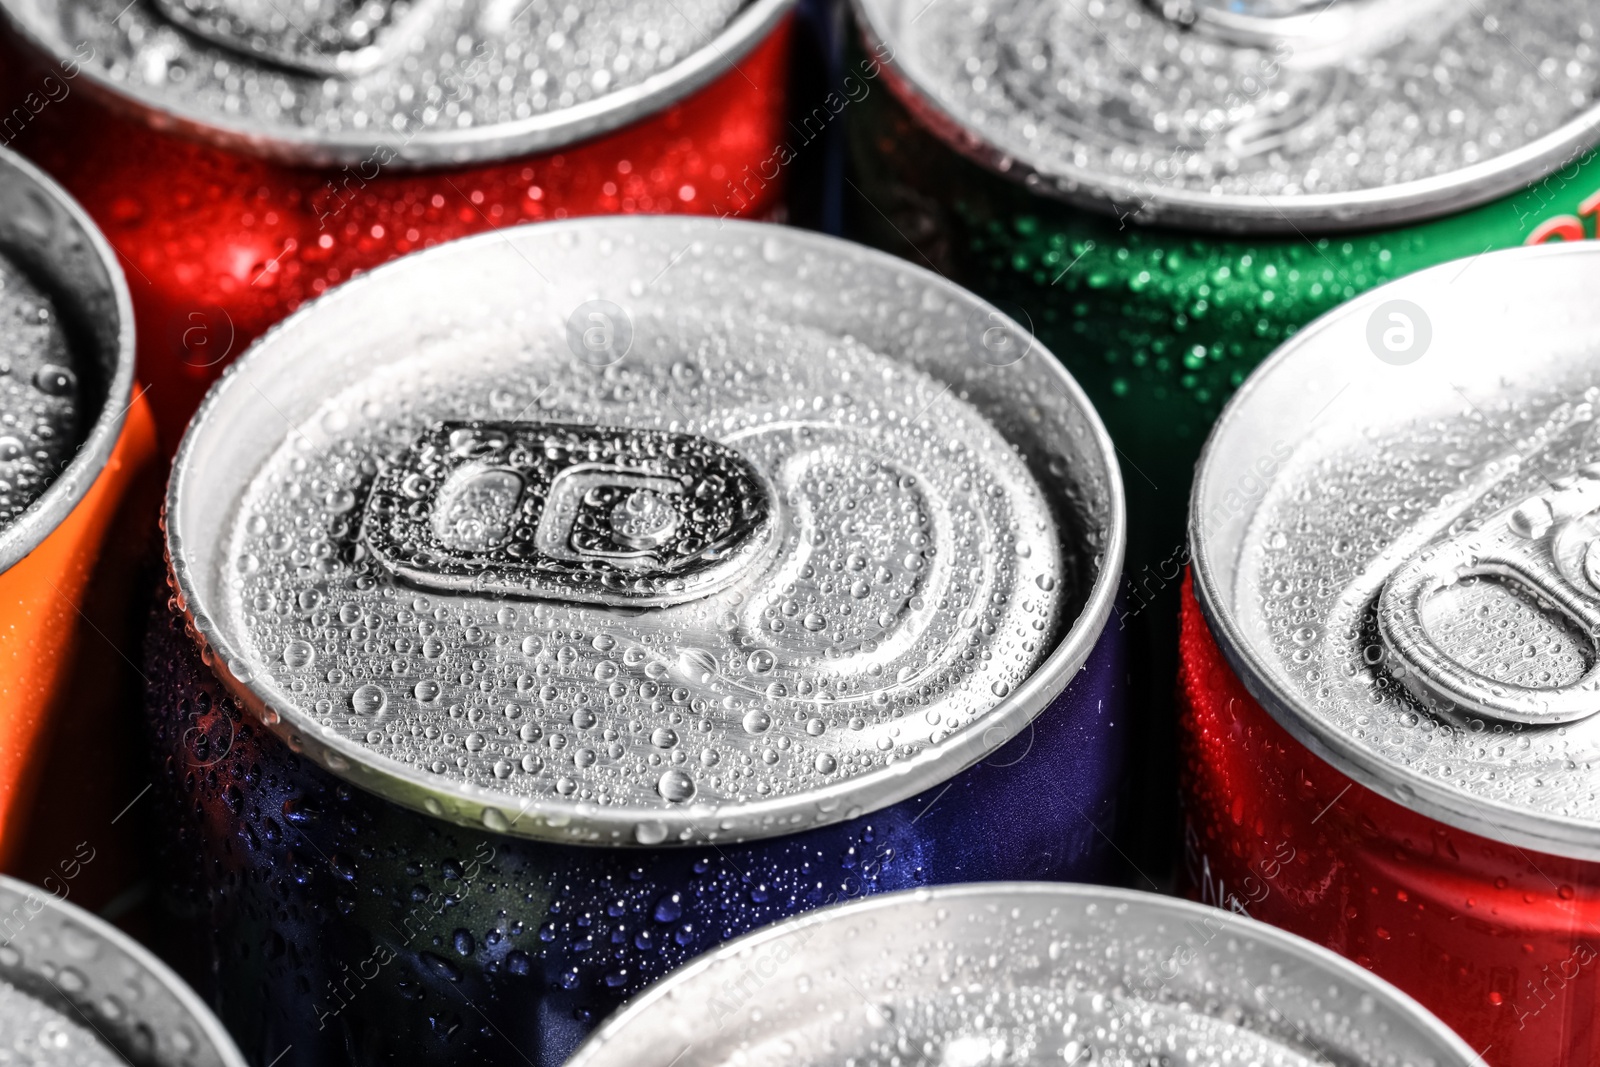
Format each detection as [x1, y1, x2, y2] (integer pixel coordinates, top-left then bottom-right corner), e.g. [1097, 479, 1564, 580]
[144, 216, 1127, 1066]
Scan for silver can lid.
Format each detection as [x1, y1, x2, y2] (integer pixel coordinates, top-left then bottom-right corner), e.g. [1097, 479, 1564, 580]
[568, 883, 1478, 1067]
[855, 0, 1600, 232]
[0, 874, 247, 1067]
[1, 0, 792, 166]
[1193, 241, 1600, 860]
[0, 148, 135, 575]
[167, 216, 1124, 846]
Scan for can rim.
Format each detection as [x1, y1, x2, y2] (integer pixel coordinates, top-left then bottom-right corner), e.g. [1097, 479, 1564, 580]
[0, 873, 249, 1067]
[0, 0, 795, 168]
[165, 215, 1127, 847]
[0, 148, 134, 577]
[850, 0, 1600, 234]
[1190, 240, 1600, 860]
[567, 882, 1480, 1066]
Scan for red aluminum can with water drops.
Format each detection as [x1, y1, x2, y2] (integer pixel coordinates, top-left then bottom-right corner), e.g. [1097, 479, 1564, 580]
[0, 0, 794, 448]
[1182, 243, 1600, 1067]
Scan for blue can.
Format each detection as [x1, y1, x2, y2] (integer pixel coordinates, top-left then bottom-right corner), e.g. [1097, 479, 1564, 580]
[145, 217, 1127, 1067]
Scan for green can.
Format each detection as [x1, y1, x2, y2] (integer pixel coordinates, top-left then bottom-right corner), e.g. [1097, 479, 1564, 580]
[843, 0, 1600, 871]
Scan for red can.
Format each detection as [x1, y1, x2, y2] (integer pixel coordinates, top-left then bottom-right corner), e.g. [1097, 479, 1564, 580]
[1181, 243, 1600, 1066]
[0, 0, 794, 448]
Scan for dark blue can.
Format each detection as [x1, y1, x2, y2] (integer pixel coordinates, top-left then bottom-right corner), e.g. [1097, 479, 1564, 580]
[145, 217, 1127, 1067]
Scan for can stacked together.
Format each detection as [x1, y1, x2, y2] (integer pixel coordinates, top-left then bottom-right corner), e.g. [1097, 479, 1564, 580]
[0, 1, 1595, 1065]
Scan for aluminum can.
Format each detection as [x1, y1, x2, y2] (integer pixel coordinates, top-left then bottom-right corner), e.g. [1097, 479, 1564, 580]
[569, 882, 1479, 1067]
[1183, 242, 1600, 1066]
[0, 872, 247, 1066]
[0, 0, 795, 449]
[145, 216, 1128, 1067]
[844, 0, 1600, 874]
[0, 147, 160, 885]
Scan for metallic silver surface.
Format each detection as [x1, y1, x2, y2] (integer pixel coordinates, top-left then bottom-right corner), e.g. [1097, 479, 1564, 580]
[149, 0, 443, 77]
[0, 148, 134, 577]
[1379, 472, 1600, 726]
[1191, 241, 1600, 860]
[0, 874, 247, 1067]
[167, 216, 1124, 847]
[567, 883, 1478, 1067]
[1, 0, 793, 166]
[360, 419, 778, 607]
[853, 0, 1600, 232]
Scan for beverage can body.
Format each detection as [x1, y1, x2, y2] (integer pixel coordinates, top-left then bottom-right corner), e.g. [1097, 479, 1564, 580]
[144, 593, 1126, 1067]
[1180, 575, 1600, 1065]
[565, 882, 1481, 1067]
[1182, 243, 1600, 1065]
[843, 0, 1600, 874]
[149, 216, 1129, 1065]
[0, 148, 158, 875]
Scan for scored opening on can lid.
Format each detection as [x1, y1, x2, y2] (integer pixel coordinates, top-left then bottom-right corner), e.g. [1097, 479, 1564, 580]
[567, 883, 1478, 1067]
[0, 0, 793, 166]
[1192, 240, 1600, 860]
[167, 216, 1124, 847]
[854, 0, 1600, 232]
[0, 874, 248, 1067]
[0, 148, 135, 576]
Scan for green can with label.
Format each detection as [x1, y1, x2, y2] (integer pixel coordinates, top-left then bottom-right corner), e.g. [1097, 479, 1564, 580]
[843, 0, 1600, 869]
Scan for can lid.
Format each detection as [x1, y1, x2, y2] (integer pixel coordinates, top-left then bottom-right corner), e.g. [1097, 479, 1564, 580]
[0, 148, 135, 576]
[0, 875, 248, 1067]
[0, 0, 792, 166]
[567, 883, 1478, 1067]
[1193, 241, 1600, 859]
[167, 216, 1124, 846]
[855, 0, 1600, 232]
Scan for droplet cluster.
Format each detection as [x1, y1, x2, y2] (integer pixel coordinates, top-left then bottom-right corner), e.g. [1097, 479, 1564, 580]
[221, 287, 1064, 820]
[46, 0, 748, 139]
[0, 250, 80, 529]
[0, 978, 122, 1067]
[569, 888, 1462, 1067]
[895, 0, 1597, 197]
[1243, 377, 1600, 822]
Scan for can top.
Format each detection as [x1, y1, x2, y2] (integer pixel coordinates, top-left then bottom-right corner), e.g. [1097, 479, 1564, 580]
[567, 883, 1477, 1067]
[1193, 241, 1600, 860]
[168, 216, 1124, 847]
[855, 0, 1600, 233]
[0, 148, 135, 576]
[1, 0, 791, 166]
[0, 874, 248, 1067]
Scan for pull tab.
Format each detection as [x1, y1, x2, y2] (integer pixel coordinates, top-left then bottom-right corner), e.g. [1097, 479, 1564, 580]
[1147, 0, 1467, 68]
[152, 0, 437, 76]
[361, 421, 777, 607]
[1377, 468, 1600, 725]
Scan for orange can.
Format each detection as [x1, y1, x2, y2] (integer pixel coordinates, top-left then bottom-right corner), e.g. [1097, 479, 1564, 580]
[0, 148, 159, 907]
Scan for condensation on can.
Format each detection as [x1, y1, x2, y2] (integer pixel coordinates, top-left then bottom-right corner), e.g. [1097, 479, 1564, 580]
[567, 883, 1480, 1067]
[147, 217, 1128, 1065]
[1184, 243, 1600, 1066]
[844, 0, 1600, 879]
[0, 873, 247, 1066]
[0, 148, 160, 892]
[0, 0, 797, 447]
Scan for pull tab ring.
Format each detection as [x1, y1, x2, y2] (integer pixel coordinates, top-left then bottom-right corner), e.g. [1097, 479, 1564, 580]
[1377, 471, 1600, 725]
